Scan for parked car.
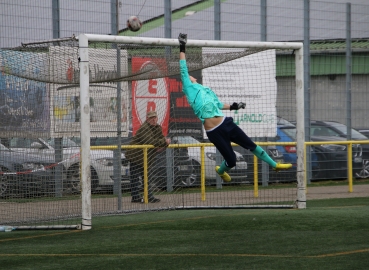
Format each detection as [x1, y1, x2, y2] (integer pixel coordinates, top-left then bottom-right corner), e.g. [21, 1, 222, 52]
[0, 141, 56, 197]
[356, 128, 369, 139]
[173, 136, 248, 185]
[276, 118, 317, 180]
[90, 136, 196, 189]
[309, 120, 368, 151]
[307, 120, 369, 178]
[288, 121, 368, 179]
[3, 137, 129, 194]
[355, 128, 369, 178]
[290, 120, 367, 155]
[277, 119, 363, 180]
[234, 144, 290, 183]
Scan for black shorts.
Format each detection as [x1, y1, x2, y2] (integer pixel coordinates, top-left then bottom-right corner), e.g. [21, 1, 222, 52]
[206, 117, 256, 168]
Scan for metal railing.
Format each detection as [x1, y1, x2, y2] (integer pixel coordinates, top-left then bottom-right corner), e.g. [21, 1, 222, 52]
[91, 139, 368, 202]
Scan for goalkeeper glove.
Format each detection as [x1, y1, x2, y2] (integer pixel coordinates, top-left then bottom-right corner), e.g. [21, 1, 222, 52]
[230, 102, 246, 111]
[178, 33, 187, 53]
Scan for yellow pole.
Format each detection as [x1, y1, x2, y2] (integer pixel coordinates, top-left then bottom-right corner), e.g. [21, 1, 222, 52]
[304, 143, 307, 193]
[143, 147, 148, 203]
[253, 155, 258, 197]
[347, 143, 353, 192]
[201, 145, 206, 201]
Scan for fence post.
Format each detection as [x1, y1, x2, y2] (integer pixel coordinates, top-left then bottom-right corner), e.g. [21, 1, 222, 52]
[304, 0, 312, 184]
[214, 0, 221, 40]
[165, 0, 172, 38]
[346, 3, 352, 141]
[215, 149, 223, 189]
[260, 0, 267, 41]
[52, 0, 64, 198]
[166, 148, 174, 192]
[111, 1, 122, 209]
[52, 0, 60, 39]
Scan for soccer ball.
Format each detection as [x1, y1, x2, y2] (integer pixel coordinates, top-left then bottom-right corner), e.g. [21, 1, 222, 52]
[127, 16, 142, 32]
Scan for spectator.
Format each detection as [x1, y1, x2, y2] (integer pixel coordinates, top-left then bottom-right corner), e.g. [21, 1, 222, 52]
[125, 111, 171, 203]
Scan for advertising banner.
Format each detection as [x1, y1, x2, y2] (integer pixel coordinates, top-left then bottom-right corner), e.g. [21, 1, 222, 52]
[131, 57, 202, 138]
[0, 50, 49, 138]
[167, 72, 202, 139]
[50, 47, 129, 138]
[202, 49, 277, 138]
[131, 57, 170, 136]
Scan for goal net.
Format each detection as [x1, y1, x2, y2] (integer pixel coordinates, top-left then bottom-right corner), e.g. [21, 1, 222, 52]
[0, 35, 304, 230]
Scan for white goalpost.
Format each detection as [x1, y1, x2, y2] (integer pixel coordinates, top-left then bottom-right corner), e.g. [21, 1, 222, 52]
[77, 34, 305, 230]
[0, 34, 305, 230]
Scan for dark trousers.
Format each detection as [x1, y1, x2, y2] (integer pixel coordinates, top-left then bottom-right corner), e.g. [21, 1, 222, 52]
[129, 162, 155, 200]
[206, 117, 256, 168]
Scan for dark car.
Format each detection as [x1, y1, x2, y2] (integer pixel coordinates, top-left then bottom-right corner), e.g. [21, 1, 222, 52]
[308, 120, 368, 178]
[0, 141, 57, 198]
[278, 122, 363, 180]
[90, 136, 196, 189]
[275, 117, 320, 182]
[235, 144, 289, 183]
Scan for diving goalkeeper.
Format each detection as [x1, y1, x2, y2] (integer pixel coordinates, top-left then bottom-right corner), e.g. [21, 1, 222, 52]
[178, 33, 292, 182]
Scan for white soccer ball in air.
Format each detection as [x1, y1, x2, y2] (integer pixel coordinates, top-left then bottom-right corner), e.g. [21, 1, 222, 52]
[127, 16, 142, 32]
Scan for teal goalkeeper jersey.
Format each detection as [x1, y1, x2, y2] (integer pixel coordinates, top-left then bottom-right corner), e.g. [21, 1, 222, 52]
[180, 59, 224, 123]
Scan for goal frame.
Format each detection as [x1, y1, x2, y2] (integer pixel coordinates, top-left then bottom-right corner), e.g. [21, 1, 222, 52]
[77, 34, 305, 230]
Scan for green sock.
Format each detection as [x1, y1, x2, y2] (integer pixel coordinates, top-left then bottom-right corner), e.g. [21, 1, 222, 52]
[217, 160, 231, 174]
[251, 145, 277, 168]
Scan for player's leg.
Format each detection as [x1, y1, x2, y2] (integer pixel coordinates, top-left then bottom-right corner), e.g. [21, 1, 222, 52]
[206, 125, 236, 182]
[211, 146, 235, 182]
[251, 145, 292, 170]
[229, 121, 292, 171]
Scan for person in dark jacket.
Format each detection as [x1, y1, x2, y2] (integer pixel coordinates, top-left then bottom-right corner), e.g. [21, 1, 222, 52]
[125, 111, 171, 203]
[178, 33, 292, 182]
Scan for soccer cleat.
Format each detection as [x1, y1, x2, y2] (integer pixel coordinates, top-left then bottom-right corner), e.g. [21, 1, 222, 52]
[215, 166, 231, 182]
[273, 163, 293, 172]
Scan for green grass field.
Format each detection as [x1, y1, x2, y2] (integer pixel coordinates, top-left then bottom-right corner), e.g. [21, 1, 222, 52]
[1, 197, 368, 270]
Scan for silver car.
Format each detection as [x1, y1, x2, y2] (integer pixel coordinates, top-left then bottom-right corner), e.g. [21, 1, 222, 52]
[0, 141, 56, 197]
[5, 137, 129, 194]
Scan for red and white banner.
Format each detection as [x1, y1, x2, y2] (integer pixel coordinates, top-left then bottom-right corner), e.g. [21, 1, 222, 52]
[131, 57, 170, 136]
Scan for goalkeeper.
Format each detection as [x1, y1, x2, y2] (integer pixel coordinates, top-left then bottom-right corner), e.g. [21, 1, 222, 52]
[178, 33, 292, 182]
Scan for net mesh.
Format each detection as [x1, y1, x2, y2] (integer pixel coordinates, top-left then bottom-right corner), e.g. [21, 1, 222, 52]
[0, 37, 299, 228]
[1, 37, 266, 84]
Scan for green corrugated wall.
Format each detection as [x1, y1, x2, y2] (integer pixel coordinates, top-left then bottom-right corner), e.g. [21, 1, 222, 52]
[277, 53, 369, 77]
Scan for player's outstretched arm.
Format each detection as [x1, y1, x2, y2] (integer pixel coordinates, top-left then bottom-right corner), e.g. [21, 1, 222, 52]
[178, 33, 187, 60]
[222, 104, 231, 110]
[178, 33, 193, 90]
